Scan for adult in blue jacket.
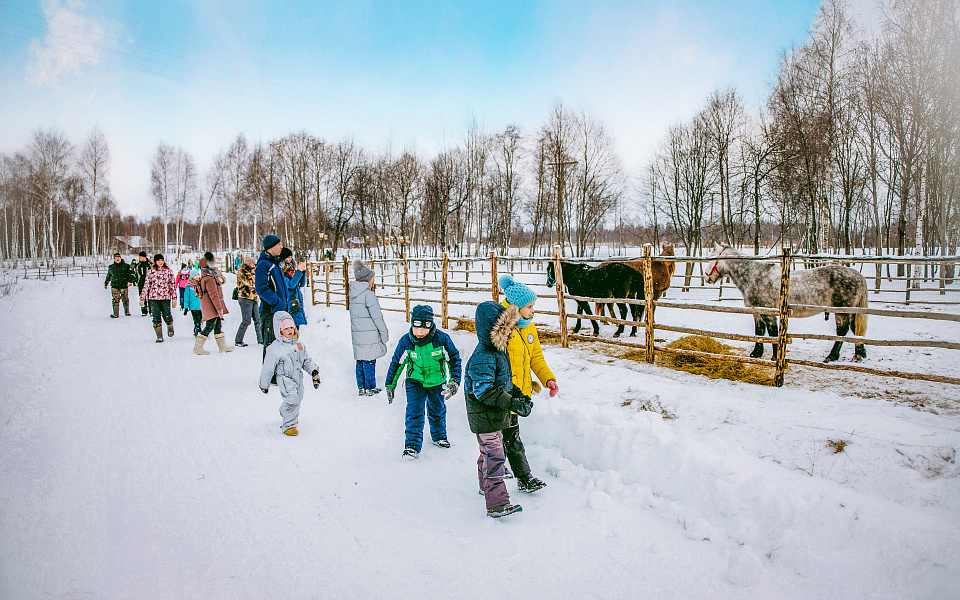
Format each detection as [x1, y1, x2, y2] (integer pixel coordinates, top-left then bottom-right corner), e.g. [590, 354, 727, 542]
[255, 234, 289, 359]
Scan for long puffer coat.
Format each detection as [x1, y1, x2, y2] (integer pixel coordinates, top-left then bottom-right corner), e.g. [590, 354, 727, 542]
[198, 267, 228, 321]
[141, 265, 177, 300]
[259, 311, 319, 393]
[463, 301, 520, 434]
[348, 280, 389, 361]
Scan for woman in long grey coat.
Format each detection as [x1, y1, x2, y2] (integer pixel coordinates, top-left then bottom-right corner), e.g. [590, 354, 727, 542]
[349, 259, 389, 396]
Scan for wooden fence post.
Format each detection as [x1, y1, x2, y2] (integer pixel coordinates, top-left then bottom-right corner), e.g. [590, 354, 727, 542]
[343, 256, 350, 311]
[403, 254, 410, 321]
[905, 262, 912, 305]
[441, 252, 449, 329]
[775, 247, 792, 387]
[643, 243, 655, 364]
[490, 250, 499, 301]
[325, 261, 331, 306]
[553, 245, 568, 348]
[308, 262, 316, 305]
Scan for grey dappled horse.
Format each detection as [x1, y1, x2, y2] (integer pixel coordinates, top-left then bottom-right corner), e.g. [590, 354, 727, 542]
[705, 244, 868, 362]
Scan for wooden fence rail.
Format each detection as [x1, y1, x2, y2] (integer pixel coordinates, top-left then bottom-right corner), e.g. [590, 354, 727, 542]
[307, 246, 960, 387]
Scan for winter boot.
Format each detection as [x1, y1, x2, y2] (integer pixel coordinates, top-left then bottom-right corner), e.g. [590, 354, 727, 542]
[369, 387, 383, 395]
[111, 303, 119, 318]
[358, 389, 370, 397]
[487, 504, 522, 518]
[153, 323, 164, 343]
[283, 427, 299, 436]
[123, 301, 131, 316]
[166, 320, 174, 338]
[402, 448, 419, 459]
[193, 334, 210, 355]
[214, 333, 234, 353]
[517, 477, 547, 493]
[433, 439, 451, 449]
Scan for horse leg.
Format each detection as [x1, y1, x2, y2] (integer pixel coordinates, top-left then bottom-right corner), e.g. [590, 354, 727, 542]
[825, 314, 850, 363]
[586, 302, 600, 335]
[750, 316, 766, 358]
[767, 317, 779, 361]
[629, 302, 640, 337]
[613, 303, 627, 338]
[573, 303, 583, 334]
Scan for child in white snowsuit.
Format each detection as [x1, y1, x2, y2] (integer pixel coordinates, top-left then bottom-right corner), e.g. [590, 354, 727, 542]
[259, 311, 321, 436]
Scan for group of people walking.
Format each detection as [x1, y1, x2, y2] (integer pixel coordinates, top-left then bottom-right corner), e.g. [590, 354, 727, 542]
[104, 234, 561, 519]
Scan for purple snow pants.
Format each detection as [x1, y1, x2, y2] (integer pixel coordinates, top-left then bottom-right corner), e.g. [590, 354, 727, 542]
[477, 431, 510, 510]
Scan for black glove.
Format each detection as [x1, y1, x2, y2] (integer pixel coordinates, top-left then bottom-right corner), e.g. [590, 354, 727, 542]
[311, 370, 320, 389]
[261, 387, 269, 394]
[442, 381, 458, 401]
[510, 394, 533, 417]
[387, 388, 394, 404]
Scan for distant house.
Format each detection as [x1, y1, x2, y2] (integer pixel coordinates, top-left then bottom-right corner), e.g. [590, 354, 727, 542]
[115, 236, 156, 254]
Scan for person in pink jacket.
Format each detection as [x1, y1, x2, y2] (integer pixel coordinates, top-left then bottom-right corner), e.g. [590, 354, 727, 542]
[141, 253, 177, 343]
[175, 262, 191, 312]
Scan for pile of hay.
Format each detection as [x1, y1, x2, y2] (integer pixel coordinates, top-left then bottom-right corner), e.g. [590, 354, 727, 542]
[452, 318, 475, 333]
[657, 335, 773, 385]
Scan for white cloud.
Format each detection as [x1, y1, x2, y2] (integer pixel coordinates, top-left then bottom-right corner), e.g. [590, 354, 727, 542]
[26, 0, 121, 87]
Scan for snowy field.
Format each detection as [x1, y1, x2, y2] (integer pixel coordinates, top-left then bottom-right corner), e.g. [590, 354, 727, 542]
[2, 274, 960, 599]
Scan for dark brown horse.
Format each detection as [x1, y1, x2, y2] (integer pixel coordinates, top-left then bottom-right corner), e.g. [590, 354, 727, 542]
[547, 261, 645, 337]
[594, 244, 676, 321]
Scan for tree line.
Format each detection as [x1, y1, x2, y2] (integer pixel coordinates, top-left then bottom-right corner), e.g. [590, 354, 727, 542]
[1, 0, 957, 263]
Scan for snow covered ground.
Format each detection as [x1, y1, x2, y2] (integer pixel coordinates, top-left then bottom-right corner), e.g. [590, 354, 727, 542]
[2, 274, 959, 599]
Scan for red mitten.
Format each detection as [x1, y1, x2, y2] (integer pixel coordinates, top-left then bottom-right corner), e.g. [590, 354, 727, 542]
[547, 380, 559, 397]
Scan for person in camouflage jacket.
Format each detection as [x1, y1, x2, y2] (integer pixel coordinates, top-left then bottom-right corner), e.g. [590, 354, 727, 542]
[104, 252, 133, 318]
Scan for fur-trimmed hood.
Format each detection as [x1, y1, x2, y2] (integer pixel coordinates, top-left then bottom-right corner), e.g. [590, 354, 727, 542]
[474, 301, 519, 351]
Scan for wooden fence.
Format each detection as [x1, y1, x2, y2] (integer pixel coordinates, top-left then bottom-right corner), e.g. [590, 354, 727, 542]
[308, 246, 960, 388]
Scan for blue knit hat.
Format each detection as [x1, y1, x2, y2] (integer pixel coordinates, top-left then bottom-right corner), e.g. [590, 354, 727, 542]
[498, 275, 537, 308]
[411, 304, 434, 327]
[262, 234, 281, 251]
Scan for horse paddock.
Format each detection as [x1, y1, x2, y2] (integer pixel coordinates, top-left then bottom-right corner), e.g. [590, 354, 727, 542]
[308, 246, 960, 402]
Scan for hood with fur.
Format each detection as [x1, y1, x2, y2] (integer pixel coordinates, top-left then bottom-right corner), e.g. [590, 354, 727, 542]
[474, 301, 519, 351]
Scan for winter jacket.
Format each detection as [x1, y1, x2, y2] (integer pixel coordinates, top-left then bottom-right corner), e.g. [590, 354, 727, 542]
[349, 280, 389, 361]
[385, 328, 462, 390]
[181, 268, 201, 311]
[131, 260, 150, 288]
[175, 269, 192, 289]
[141, 265, 177, 300]
[464, 301, 520, 434]
[254, 251, 290, 314]
[259, 311, 319, 393]
[501, 300, 556, 397]
[283, 267, 307, 326]
[198, 267, 229, 321]
[236, 264, 258, 301]
[104, 261, 132, 289]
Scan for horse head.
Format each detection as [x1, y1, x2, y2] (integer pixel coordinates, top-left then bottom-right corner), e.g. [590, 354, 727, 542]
[661, 243, 675, 256]
[706, 243, 738, 284]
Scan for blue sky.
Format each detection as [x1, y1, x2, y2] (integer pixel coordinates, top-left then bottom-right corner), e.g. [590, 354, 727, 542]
[1, 0, 847, 218]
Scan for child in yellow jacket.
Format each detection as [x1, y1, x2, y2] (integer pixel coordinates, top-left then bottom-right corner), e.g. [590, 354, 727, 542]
[498, 275, 559, 493]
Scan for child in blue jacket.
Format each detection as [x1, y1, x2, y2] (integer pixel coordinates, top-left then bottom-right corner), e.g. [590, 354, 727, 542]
[385, 305, 462, 459]
[464, 301, 532, 518]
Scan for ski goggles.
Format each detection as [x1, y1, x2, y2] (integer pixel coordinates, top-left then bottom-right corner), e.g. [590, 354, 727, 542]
[411, 319, 434, 329]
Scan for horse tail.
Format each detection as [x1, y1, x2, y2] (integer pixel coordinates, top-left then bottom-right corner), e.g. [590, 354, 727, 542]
[853, 287, 868, 337]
